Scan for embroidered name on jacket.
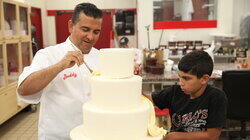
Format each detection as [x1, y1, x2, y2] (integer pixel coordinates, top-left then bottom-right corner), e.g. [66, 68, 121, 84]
[63, 72, 77, 80]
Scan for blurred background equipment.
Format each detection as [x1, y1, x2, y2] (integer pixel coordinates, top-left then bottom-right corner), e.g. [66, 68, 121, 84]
[115, 10, 135, 36]
[119, 36, 129, 48]
[240, 14, 250, 49]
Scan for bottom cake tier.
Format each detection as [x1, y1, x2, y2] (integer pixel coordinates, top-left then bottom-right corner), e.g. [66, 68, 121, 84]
[70, 125, 163, 140]
[77, 99, 161, 140]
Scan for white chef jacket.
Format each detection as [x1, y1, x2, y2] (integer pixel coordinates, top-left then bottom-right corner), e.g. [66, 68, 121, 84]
[182, 0, 194, 21]
[17, 38, 99, 140]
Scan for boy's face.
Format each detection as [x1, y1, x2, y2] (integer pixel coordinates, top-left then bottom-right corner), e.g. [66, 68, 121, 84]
[178, 71, 209, 98]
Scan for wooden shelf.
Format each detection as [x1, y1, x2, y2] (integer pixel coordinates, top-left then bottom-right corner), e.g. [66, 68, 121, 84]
[0, 0, 32, 125]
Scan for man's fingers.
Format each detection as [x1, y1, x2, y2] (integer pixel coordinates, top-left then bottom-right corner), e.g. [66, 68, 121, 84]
[71, 55, 81, 66]
[72, 52, 84, 65]
[68, 51, 84, 66]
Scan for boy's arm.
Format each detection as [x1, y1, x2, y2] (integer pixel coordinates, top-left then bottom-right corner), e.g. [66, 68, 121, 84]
[164, 127, 222, 140]
[142, 86, 174, 109]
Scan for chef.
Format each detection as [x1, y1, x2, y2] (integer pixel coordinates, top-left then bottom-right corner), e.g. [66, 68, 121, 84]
[17, 3, 102, 140]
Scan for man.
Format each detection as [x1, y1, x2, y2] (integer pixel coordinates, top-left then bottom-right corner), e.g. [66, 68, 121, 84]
[17, 3, 102, 140]
[143, 50, 227, 140]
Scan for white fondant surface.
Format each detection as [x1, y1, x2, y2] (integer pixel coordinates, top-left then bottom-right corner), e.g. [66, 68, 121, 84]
[99, 48, 135, 78]
[81, 100, 151, 140]
[90, 75, 142, 110]
[70, 125, 163, 140]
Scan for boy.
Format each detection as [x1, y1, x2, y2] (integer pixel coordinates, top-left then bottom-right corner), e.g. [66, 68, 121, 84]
[144, 50, 227, 140]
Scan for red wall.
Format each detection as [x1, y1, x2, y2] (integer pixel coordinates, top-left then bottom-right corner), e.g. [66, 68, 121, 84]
[31, 7, 44, 49]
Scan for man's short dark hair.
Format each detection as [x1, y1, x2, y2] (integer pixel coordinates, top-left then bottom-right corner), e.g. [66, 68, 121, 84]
[72, 3, 103, 25]
[178, 50, 213, 78]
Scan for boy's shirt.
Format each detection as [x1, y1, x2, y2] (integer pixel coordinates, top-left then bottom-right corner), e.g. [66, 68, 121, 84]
[152, 85, 227, 132]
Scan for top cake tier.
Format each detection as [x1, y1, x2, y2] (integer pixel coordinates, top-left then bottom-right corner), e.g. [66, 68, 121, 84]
[99, 48, 135, 78]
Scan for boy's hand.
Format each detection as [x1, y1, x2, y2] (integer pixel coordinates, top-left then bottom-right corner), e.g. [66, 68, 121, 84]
[134, 64, 142, 76]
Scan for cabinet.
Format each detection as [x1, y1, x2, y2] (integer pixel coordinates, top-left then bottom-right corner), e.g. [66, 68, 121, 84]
[0, 0, 32, 125]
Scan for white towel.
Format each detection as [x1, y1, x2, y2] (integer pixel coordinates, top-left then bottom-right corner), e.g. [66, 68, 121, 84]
[182, 0, 194, 21]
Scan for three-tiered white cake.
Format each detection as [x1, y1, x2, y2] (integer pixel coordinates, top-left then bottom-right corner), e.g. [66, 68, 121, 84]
[70, 48, 165, 140]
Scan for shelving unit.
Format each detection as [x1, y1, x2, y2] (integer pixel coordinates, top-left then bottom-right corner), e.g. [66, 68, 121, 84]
[0, 0, 32, 125]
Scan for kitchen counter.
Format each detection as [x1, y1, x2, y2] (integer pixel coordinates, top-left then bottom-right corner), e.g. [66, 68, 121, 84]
[142, 63, 238, 84]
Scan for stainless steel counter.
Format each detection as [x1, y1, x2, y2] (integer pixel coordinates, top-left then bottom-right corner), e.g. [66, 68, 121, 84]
[142, 63, 238, 84]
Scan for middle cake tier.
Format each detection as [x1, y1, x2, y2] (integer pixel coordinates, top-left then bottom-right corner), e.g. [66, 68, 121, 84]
[90, 75, 142, 110]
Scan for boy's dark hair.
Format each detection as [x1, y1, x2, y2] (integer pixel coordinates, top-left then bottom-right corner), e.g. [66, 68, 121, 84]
[72, 3, 103, 25]
[178, 50, 213, 78]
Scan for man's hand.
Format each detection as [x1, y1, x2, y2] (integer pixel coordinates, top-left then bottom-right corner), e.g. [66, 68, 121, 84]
[134, 64, 142, 76]
[18, 51, 84, 96]
[58, 51, 84, 70]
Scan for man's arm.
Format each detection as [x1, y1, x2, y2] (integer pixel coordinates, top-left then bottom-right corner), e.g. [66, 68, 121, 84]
[18, 62, 64, 95]
[164, 128, 222, 140]
[18, 51, 84, 96]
